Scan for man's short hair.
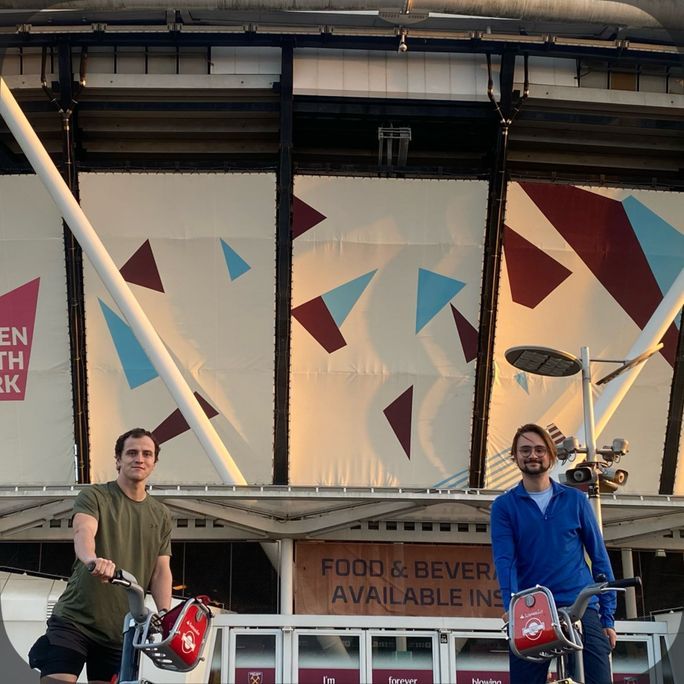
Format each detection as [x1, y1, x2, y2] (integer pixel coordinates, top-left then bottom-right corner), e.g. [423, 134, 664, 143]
[114, 428, 160, 463]
[511, 423, 557, 467]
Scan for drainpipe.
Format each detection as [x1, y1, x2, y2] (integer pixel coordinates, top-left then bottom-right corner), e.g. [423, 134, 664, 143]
[273, 42, 293, 486]
[469, 51, 528, 488]
[42, 43, 91, 482]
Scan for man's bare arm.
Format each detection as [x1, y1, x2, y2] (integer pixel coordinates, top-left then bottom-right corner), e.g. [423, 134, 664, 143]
[149, 555, 172, 612]
[73, 512, 115, 580]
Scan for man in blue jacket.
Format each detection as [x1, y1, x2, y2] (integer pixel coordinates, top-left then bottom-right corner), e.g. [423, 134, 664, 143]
[490, 423, 616, 684]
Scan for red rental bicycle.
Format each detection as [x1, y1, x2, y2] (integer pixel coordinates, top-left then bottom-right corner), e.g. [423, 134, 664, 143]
[507, 576, 642, 684]
[88, 562, 212, 684]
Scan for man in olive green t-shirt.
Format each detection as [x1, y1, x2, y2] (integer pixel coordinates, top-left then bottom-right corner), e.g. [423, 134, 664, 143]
[29, 428, 172, 684]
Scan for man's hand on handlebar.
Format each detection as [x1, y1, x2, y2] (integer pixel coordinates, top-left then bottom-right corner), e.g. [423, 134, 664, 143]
[149, 609, 168, 636]
[86, 557, 116, 582]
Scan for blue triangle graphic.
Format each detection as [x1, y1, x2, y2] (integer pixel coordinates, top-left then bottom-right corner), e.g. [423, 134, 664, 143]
[515, 372, 529, 393]
[416, 268, 466, 333]
[623, 196, 684, 300]
[322, 270, 377, 327]
[99, 299, 158, 389]
[221, 239, 251, 281]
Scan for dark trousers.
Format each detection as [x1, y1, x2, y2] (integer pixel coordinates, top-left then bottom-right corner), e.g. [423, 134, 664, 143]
[509, 608, 612, 684]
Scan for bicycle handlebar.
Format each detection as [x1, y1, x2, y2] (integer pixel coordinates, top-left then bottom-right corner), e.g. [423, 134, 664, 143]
[566, 576, 641, 622]
[605, 577, 642, 590]
[85, 561, 149, 624]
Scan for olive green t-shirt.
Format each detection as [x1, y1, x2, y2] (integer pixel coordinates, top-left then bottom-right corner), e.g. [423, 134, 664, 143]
[52, 481, 172, 646]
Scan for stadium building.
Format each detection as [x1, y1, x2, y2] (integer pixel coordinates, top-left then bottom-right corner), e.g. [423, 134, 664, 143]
[0, 1, 683, 681]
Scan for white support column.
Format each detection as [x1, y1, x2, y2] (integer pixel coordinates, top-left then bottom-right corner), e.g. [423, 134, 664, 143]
[279, 538, 294, 615]
[593, 268, 684, 441]
[620, 548, 638, 619]
[0, 76, 246, 486]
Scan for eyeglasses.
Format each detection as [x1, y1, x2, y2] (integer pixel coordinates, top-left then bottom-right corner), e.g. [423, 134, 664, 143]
[517, 445, 548, 457]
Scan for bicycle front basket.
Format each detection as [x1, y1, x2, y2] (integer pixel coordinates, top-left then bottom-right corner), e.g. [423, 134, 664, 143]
[136, 596, 213, 672]
[509, 585, 576, 661]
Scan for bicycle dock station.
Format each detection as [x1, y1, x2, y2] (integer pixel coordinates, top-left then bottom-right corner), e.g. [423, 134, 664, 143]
[138, 614, 673, 684]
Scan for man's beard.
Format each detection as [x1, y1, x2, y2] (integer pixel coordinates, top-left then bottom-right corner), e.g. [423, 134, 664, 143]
[521, 461, 551, 475]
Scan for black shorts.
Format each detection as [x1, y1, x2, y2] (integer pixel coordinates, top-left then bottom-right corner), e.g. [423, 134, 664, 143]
[28, 615, 121, 681]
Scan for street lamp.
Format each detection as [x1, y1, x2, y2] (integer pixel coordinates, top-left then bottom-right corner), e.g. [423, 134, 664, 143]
[504, 343, 663, 530]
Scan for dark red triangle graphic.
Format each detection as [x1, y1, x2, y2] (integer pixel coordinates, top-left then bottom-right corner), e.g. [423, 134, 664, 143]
[120, 239, 164, 293]
[504, 225, 572, 308]
[384, 386, 413, 460]
[520, 182, 677, 365]
[152, 392, 219, 445]
[292, 297, 347, 353]
[450, 305, 478, 362]
[292, 196, 327, 239]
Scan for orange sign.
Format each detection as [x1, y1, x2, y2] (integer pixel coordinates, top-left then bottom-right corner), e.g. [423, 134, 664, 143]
[294, 542, 503, 617]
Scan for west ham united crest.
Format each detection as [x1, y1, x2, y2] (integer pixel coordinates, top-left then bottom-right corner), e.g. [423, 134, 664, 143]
[248, 672, 264, 684]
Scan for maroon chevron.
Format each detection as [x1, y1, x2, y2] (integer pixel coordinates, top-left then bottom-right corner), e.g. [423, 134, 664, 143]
[450, 305, 478, 362]
[292, 297, 347, 353]
[120, 239, 164, 293]
[504, 225, 572, 308]
[520, 182, 677, 365]
[152, 392, 219, 444]
[384, 386, 413, 460]
[292, 196, 327, 239]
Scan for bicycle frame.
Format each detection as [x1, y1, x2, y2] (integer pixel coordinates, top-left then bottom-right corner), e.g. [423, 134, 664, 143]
[109, 568, 155, 684]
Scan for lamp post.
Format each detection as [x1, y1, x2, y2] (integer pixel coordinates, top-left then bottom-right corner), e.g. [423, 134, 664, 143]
[505, 345, 603, 526]
[504, 343, 663, 531]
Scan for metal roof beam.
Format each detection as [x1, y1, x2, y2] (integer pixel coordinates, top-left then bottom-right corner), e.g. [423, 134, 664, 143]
[0, 499, 73, 536]
[603, 511, 684, 542]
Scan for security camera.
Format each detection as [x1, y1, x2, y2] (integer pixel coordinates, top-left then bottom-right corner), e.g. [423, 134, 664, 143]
[562, 436, 581, 454]
[611, 438, 629, 455]
[598, 478, 619, 494]
[601, 467, 628, 486]
[398, 29, 408, 53]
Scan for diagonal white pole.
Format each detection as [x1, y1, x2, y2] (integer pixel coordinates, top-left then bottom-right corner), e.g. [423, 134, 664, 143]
[592, 267, 684, 441]
[0, 76, 246, 486]
[568, 268, 684, 451]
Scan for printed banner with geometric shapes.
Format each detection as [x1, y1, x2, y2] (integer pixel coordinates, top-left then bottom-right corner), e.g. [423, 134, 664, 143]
[0, 278, 39, 401]
[81, 173, 276, 485]
[485, 182, 684, 495]
[0, 176, 74, 484]
[290, 176, 488, 486]
[292, 270, 376, 353]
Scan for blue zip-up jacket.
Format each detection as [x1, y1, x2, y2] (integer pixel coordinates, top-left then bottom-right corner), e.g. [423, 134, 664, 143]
[490, 479, 616, 628]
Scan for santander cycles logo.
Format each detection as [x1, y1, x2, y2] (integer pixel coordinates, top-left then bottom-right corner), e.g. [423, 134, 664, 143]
[522, 617, 545, 640]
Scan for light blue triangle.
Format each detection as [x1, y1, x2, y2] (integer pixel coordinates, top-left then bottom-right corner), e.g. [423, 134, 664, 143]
[221, 239, 251, 281]
[515, 372, 529, 393]
[416, 268, 466, 333]
[99, 299, 158, 389]
[623, 196, 684, 300]
[322, 270, 377, 327]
